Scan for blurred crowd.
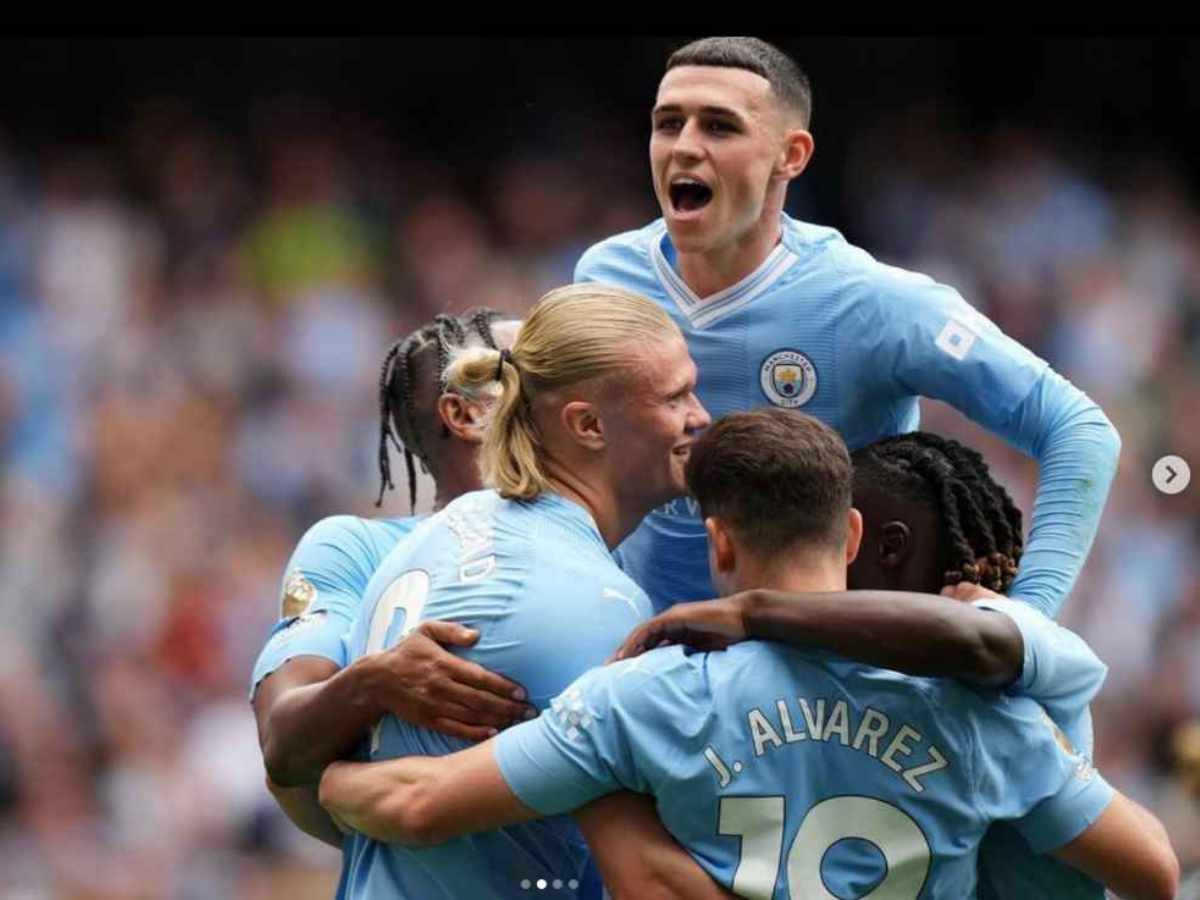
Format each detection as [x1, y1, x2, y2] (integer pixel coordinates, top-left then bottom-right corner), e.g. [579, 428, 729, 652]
[0, 86, 1197, 897]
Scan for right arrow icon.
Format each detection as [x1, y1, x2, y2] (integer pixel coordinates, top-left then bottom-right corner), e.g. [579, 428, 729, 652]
[1153, 456, 1191, 495]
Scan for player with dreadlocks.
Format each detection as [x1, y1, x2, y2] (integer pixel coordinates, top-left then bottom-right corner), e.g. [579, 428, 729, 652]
[249, 308, 532, 856]
[377, 309, 521, 513]
[615, 429, 1163, 900]
[847, 431, 1024, 597]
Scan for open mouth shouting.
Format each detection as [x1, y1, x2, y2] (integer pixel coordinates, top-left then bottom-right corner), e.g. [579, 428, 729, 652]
[668, 175, 713, 217]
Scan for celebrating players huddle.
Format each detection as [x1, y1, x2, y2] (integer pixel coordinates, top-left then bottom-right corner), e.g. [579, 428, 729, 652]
[249, 37, 1178, 900]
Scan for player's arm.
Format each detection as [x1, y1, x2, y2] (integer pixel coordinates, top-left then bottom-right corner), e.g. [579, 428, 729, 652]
[949, 585, 1108, 710]
[615, 589, 1023, 688]
[318, 741, 538, 846]
[866, 270, 1120, 618]
[1051, 792, 1180, 900]
[982, 691, 1176, 900]
[255, 621, 533, 786]
[575, 793, 736, 900]
[265, 776, 345, 848]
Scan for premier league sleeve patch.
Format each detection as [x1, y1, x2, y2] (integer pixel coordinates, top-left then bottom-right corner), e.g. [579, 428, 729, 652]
[760, 349, 818, 408]
[280, 571, 318, 618]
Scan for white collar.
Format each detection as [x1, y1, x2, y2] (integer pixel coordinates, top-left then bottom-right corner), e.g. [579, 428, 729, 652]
[651, 228, 799, 329]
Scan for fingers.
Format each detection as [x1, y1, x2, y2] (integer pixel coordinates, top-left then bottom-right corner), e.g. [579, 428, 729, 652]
[418, 619, 480, 648]
[941, 582, 1000, 603]
[612, 624, 659, 662]
[440, 653, 529, 703]
[429, 717, 502, 743]
[437, 678, 535, 727]
[413, 625, 528, 702]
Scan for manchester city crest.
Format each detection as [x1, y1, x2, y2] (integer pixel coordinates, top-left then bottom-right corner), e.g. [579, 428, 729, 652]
[760, 350, 817, 408]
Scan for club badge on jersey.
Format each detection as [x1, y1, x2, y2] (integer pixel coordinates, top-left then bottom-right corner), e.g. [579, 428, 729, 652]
[281, 571, 318, 618]
[760, 349, 818, 408]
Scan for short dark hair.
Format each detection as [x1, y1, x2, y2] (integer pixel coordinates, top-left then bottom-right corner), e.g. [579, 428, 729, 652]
[686, 408, 851, 557]
[666, 36, 812, 127]
[852, 433, 1024, 592]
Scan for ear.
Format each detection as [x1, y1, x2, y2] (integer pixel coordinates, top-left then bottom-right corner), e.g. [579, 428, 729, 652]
[774, 127, 814, 181]
[438, 394, 488, 444]
[844, 507, 864, 565]
[560, 399, 605, 452]
[705, 516, 736, 575]
[877, 520, 912, 570]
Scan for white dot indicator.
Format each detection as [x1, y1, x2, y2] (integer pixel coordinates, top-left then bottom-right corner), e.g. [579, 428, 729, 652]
[733, 761, 744, 773]
[568, 880, 579, 889]
[552, 880, 562, 889]
[521, 880, 531, 890]
[537, 879, 547, 890]
[1153, 455, 1191, 495]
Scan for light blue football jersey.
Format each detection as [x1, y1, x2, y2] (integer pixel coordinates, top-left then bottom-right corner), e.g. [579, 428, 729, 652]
[249, 514, 420, 696]
[247, 513, 420, 900]
[576, 215, 1118, 617]
[496, 642, 1114, 900]
[973, 598, 1109, 900]
[342, 489, 653, 900]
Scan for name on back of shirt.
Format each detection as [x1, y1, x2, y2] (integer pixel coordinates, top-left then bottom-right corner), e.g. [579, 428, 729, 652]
[705, 695, 950, 794]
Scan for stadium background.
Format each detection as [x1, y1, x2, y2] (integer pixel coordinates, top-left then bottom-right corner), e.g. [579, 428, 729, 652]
[1, 36, 1197, 898]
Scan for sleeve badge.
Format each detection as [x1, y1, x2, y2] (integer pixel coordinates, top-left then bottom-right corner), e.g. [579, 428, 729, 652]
[281, 571, 318, 618]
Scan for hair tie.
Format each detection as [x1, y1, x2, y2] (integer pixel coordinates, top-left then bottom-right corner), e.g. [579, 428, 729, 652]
[495, 348, 513, 381]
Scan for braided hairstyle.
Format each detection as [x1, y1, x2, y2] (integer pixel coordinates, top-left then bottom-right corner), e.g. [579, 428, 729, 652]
[376, 308, 512, 511]
[851, 432, 1024, 592]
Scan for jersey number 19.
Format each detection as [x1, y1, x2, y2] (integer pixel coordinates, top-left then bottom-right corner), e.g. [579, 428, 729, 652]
[719, 795, 931, 899]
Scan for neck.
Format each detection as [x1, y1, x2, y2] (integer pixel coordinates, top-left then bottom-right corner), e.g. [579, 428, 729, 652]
[674, 193, 785, 298]
[540, 454, 656, 550]
[430, 456, 480, 513]
[734, 551, 847, 595]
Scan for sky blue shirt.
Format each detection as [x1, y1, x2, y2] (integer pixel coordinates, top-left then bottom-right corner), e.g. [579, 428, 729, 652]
[496, 642, 1113, 900]
[342, 489, 652, 900]
[246, 513, 420, 900]
[973, 598, 1110, 900]
[249, 514, 419, 697]
[576, 215, 1120, 617]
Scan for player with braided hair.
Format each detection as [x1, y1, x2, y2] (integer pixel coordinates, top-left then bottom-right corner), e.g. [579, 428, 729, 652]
[848, 432, 1024, 596]
[249, 308, 532, 860]
[376, 308, 519, 511]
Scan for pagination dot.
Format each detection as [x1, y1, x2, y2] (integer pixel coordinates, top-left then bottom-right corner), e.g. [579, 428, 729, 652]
[537, 879, 547, 890]
[520, 880, 531, 890]
[568, 880, 579, 890]
[552, 880, 562, 889]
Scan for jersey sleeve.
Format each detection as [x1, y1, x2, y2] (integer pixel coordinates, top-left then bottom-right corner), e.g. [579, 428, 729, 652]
[494, 648, 708, 816]
[966, 692, 1104, 845]
[850, 261, 1119, 618]
[248, 516, 410, 697]
[973, 597, 1107, 715]
[1011, 766, 1115, 854]
[850, 262, 1047, 423]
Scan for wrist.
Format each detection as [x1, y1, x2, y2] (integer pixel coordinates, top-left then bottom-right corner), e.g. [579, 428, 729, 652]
[732, 589, 766, 639]
[342, 654, 388, 722]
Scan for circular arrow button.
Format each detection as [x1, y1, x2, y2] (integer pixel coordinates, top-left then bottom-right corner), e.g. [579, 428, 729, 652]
[1153, 455, 1191, 495]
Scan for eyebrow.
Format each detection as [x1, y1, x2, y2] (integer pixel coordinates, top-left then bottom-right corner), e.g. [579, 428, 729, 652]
[652, 103, 747, 122]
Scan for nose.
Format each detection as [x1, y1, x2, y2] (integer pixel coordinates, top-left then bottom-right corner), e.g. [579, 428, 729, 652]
[672, 118, 704, 162]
